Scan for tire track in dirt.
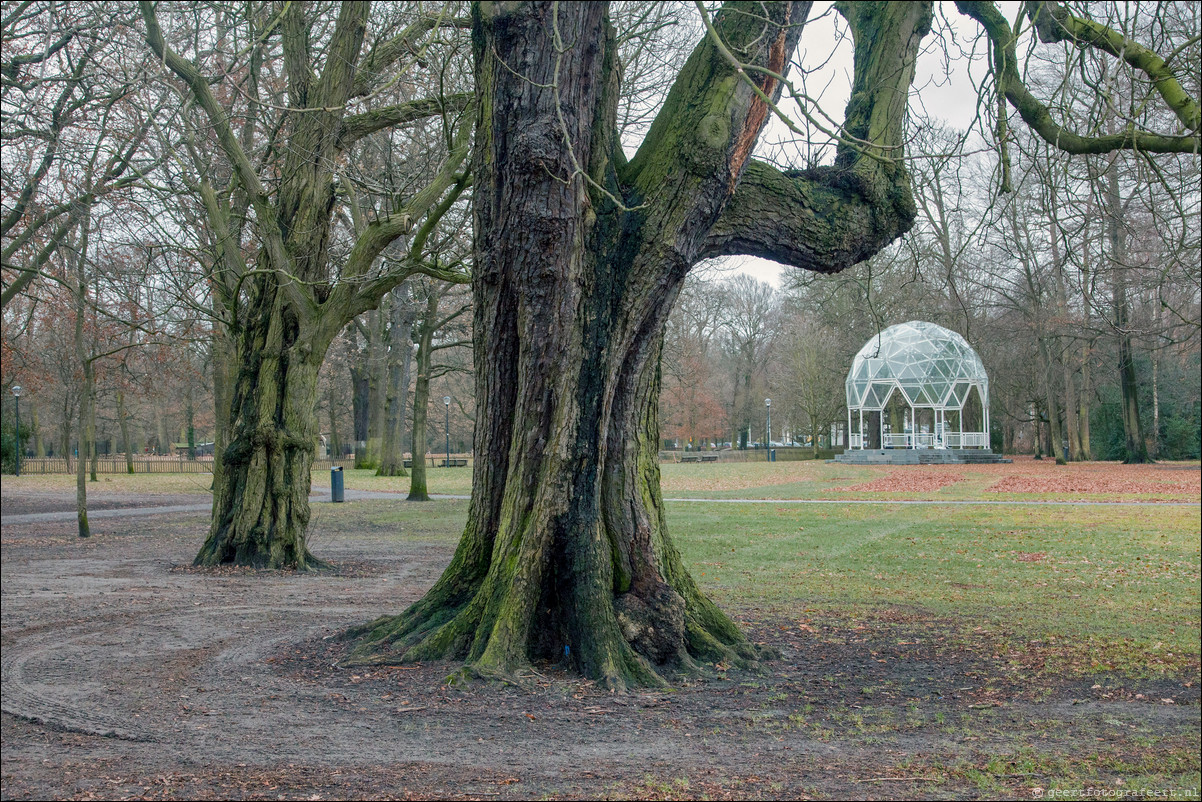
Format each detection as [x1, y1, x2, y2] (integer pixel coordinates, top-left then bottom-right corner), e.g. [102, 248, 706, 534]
[1, 604, 356, 744]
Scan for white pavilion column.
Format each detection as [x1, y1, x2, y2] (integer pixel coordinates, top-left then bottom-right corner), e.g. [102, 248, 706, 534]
[983, 387, 990, 449]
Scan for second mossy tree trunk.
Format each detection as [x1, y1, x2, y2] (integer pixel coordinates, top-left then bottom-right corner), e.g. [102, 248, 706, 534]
[194, 284, 325, 569]
[347, 1, 931, 689]
[142, 0, 473, 569]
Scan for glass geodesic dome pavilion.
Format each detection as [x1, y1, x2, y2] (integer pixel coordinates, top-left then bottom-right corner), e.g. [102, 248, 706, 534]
[845, 321, 990, 450]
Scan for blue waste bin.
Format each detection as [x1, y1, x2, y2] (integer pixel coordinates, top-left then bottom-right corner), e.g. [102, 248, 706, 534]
[769, 448, 776, 462]
[331, 466, 344, 503]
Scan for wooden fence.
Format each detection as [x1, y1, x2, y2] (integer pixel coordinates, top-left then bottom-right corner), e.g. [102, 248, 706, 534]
[15, 457, 359, 475]
[11, 456, 478, 475]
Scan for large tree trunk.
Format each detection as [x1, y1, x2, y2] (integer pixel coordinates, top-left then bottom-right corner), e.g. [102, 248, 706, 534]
[195, 286, 323, 569]
[346, 0, 931, 686]
[347, 1, 930, 689]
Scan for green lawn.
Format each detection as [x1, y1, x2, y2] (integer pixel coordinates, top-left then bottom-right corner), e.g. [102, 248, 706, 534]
[8, 462, 1199, 677]
[665, 500, 1200, 675]
[340, 492, 1200, 679]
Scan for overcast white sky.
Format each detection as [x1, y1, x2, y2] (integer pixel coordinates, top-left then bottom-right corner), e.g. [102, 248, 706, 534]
[721, 1, 1020, 287]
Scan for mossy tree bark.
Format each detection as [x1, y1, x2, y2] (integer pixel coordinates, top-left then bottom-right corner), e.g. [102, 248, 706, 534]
[347, 1, 932, 688]
[142, 1, 472, 568]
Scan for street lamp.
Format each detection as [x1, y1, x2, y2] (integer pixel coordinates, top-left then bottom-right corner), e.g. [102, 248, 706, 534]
[11, 385, 22, 477]
[764, 397, 771, 462]
[443, 396, 451, 468]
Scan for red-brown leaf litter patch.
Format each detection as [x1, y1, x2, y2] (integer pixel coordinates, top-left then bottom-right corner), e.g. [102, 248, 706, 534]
[985, 462, 1199, 497]
[839, 467, 963, 493]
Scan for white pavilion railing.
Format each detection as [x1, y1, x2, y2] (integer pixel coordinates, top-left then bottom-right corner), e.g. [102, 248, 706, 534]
[848, 431, 989, 450]
[943, 432, 989, 448]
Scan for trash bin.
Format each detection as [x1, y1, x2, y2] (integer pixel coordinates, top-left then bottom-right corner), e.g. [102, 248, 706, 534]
[331, 466, 344, 503]
[769, 448, 776, 462]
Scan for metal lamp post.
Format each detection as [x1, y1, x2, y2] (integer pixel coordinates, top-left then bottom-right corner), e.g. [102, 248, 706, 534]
[443, 396, 451, 468]
[764, 397, 771, 462]
[11, 385, 22, 477]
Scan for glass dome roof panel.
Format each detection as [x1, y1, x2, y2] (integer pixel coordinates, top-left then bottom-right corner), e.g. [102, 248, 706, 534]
[845, 321, 990, 412]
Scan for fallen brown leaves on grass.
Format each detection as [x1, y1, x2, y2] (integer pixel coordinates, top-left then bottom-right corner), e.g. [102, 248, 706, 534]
[985, 461, 1200, 497]
[838, 467, 964, 493]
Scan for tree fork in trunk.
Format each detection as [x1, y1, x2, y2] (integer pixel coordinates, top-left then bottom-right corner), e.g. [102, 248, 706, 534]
[346, 1, 932, 689]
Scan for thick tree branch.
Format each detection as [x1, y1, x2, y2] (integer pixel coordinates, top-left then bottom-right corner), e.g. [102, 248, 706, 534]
[701, 160, 909, 272]
[316, 119, 471, 341]
[339, 93, 472, 147]
[351, 10, 470, 98]
[702, 3, 931, 274]
[957, 1, 1201, 155]
[624, 1, 810, 199]
[1025, 0, 1200, 134]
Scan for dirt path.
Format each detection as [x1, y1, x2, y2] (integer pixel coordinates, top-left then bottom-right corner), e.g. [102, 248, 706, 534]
[2, 495, 1197, 800]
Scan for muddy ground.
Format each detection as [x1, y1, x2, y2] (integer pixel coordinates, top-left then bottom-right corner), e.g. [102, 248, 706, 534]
[2, 488, 1198, 800]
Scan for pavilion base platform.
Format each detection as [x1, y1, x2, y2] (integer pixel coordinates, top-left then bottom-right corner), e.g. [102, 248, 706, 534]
[831, 449, 1011, 465]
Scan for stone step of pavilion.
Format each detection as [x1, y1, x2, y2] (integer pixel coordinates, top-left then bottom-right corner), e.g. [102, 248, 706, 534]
[831, 449, 1011, 465]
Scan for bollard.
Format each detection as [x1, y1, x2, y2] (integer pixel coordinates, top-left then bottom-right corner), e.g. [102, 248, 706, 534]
[331, 466, 344, 503]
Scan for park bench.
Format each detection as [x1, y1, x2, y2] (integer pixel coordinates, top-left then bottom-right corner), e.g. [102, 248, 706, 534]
[678, 453, 719, 463]
[402, 457, 468, 468]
